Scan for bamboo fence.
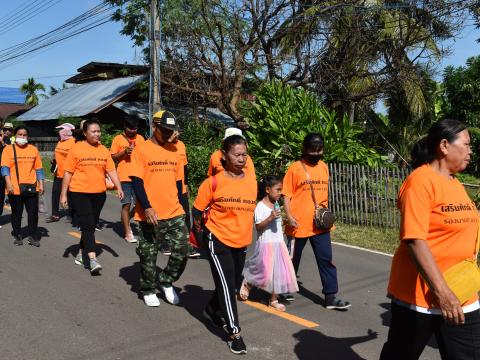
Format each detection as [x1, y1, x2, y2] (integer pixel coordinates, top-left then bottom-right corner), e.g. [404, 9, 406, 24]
[328, 163, 410, 228]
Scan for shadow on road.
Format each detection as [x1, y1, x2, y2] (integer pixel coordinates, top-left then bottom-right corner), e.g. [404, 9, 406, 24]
[298, 283, 325, 306]
[293, 328, 378, 360]
[181, 284, 228, 341]
[63, 242, 119, 259]
[97, 218, 139, 239]
[119, 261, 142, 298]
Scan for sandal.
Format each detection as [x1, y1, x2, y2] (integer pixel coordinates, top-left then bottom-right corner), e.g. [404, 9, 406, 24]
[45, 215, 60, 223]
[238, 279, 251, 301]
[269, 300, 286, 312]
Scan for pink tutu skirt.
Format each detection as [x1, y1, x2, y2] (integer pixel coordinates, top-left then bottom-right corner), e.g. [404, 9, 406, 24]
[242, 239, 298, 294]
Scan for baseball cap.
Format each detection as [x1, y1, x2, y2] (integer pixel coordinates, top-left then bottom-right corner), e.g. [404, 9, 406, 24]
[55, 123, 75, 131]
[153, 110, 179, 131]
[223, 127, 244, 140]
[3, 122, 13, 129]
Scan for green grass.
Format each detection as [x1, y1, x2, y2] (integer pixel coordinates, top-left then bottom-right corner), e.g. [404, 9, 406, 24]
[41, 157, 54, 180]
[331, 222, 399, 254]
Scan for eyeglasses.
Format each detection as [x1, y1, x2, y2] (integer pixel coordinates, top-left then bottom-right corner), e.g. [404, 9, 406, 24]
[2, 128, 12, 131]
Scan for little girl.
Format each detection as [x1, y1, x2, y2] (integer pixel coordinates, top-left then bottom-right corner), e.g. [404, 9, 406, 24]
[239, 175, 298, 311]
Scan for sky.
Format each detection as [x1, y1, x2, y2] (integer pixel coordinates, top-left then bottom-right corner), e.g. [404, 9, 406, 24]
[0, 1, 478, 94]
[0, 0, 140, 90]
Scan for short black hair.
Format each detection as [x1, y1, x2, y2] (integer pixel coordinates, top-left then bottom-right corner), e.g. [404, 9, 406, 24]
[302, 133, 324, 152]
[124, 116, 138, 130]
[14, 125, 28, 135]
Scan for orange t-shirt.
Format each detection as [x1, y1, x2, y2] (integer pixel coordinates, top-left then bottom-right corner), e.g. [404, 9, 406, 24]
[207, 149, 256, 179]
[130, 139, 185, 221]
[193, 172, 257, 248]
[54, 137, 76, 178]
[165, 140, 188, 193]
[282, 160, 329, 238]
[63, 141, 115, 193]
[110, 133, 145, 182]
[388, 164, 479, 308]
[1, 144, 43, 195]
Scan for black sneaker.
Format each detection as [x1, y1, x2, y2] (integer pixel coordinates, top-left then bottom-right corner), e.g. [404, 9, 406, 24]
[325, 297, 351, 310]
[188, 248, 201, 259]
[95, 222, 105, 231]
[13, 235, 23, 246]
[279, 293, 295, 302]
[27, 236, 40, 247]
[204, 305, 226, 328]
[228, 335, 247, 355]
[160, 244, 171, 256]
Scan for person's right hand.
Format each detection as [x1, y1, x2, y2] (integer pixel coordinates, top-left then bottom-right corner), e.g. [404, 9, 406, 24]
[60, 193, 68, 209]
[287, 215, 299, 228]
[125, 146, 133, 156]
[435, 287, 465, 325]
[272, 209, 281, 219]
[6, 183, 14, 194]
[144, 208, 158, 226]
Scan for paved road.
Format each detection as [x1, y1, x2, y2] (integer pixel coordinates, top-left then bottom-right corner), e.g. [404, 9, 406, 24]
[0, 182, 441, 360]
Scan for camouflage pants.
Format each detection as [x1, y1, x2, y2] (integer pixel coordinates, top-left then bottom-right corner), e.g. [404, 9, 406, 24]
[136, 215, 189, 295]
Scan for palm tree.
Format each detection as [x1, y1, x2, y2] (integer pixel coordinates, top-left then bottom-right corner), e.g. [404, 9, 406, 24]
[19, 77, 46, 106]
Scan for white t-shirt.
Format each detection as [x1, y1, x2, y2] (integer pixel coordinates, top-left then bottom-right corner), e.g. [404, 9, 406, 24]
[254, 201, 285, 243]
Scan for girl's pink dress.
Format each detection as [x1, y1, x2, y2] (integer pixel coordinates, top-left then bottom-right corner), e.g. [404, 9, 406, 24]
[242, 201, 298, 294]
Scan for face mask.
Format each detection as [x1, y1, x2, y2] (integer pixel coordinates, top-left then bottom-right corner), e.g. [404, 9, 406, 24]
[15, 137, 28, 146]
[304, 154, 322, 164]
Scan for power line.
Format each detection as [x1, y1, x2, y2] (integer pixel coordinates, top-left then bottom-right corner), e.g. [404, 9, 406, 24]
[0, 74, 76, 83]
[0, 0, 66, 36]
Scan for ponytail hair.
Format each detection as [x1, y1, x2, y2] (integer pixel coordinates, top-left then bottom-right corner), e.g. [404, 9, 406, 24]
[411, 118, 467, 169]
[258, 174, 282, 200]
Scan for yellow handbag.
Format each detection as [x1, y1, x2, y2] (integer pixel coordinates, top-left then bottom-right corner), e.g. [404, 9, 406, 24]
[443, 226, 480, 304]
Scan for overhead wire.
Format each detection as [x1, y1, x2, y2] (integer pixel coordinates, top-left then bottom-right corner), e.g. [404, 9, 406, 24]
[0, 0, 66, 36]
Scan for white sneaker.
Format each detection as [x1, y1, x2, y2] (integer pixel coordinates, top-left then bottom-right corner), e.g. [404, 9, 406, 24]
[144, 293, 160, 307]
[161, 285, 179, 305]
[124, 233, 137, 243]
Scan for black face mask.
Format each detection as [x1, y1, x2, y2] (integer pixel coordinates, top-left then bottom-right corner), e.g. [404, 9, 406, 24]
[304, 154, 322, 164]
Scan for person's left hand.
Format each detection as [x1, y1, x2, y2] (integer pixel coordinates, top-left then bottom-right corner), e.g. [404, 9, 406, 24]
[38, 183, 44, 195]
[117, 188, 124, 200]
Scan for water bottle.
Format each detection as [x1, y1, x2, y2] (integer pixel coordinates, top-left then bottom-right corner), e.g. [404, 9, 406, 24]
[38, 193, 46, 213]
[274, 201, 281, 219]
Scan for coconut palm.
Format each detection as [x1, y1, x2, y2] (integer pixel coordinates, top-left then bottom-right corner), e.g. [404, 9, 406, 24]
[19, 77, 46, 106]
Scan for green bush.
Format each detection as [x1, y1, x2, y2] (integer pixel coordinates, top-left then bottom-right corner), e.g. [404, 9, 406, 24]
[180, 119, 223, 196]
[243, 81, 389, 175]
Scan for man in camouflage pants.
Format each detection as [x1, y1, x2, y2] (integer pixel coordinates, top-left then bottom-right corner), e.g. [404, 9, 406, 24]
[137, 215, 188, 295]
[130, 110, 189, 307]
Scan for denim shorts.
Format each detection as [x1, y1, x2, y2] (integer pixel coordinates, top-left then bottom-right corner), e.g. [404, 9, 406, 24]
[121, 181, 136, 205]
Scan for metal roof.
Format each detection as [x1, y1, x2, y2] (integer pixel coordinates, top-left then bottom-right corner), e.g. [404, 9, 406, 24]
[17, 75, 145, 121]
[112, 101, 234, 125]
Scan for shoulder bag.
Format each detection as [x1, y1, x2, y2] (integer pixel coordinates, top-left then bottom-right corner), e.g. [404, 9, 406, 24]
[12, 144, 37, 196]
[300, 161, 335, 231]
[442, 225, 480, 304]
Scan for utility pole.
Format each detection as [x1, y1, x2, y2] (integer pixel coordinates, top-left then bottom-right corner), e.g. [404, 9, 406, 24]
[148, 0, 162, 134]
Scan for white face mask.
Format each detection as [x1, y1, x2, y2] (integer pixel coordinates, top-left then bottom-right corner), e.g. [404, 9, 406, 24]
[15, 137, 28, 146]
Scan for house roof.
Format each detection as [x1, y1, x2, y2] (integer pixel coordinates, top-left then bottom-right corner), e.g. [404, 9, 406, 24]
[112, 102, 235, 125]
[17, 75, 146, 121]
[65, 62, 148, 84]
[0, 103, 31, 121]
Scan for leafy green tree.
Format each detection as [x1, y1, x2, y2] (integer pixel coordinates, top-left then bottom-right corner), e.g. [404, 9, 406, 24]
[19, 77, 46, 106]
[243, 81, 388, 175]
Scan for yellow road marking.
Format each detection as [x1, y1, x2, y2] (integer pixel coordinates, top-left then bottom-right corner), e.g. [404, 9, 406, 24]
[68, 231, 103, 244]
[243, 300, 319, 328]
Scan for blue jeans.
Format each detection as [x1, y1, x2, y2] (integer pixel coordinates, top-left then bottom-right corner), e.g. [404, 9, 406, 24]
[291, 232, 338, 295]
[120, 181, 136, 205]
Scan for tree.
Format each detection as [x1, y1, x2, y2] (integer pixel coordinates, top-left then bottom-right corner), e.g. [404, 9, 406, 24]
[108, 0, 474, 126]
[19, 77, 46, 106]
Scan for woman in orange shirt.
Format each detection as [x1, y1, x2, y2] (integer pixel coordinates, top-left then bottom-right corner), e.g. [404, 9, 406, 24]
[60, 119, 123, 275]
[282, 133, 350, 310]
[380, 119, 480, 359]
[193, 134, 257, 355]
[1, 126, 44, 246]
